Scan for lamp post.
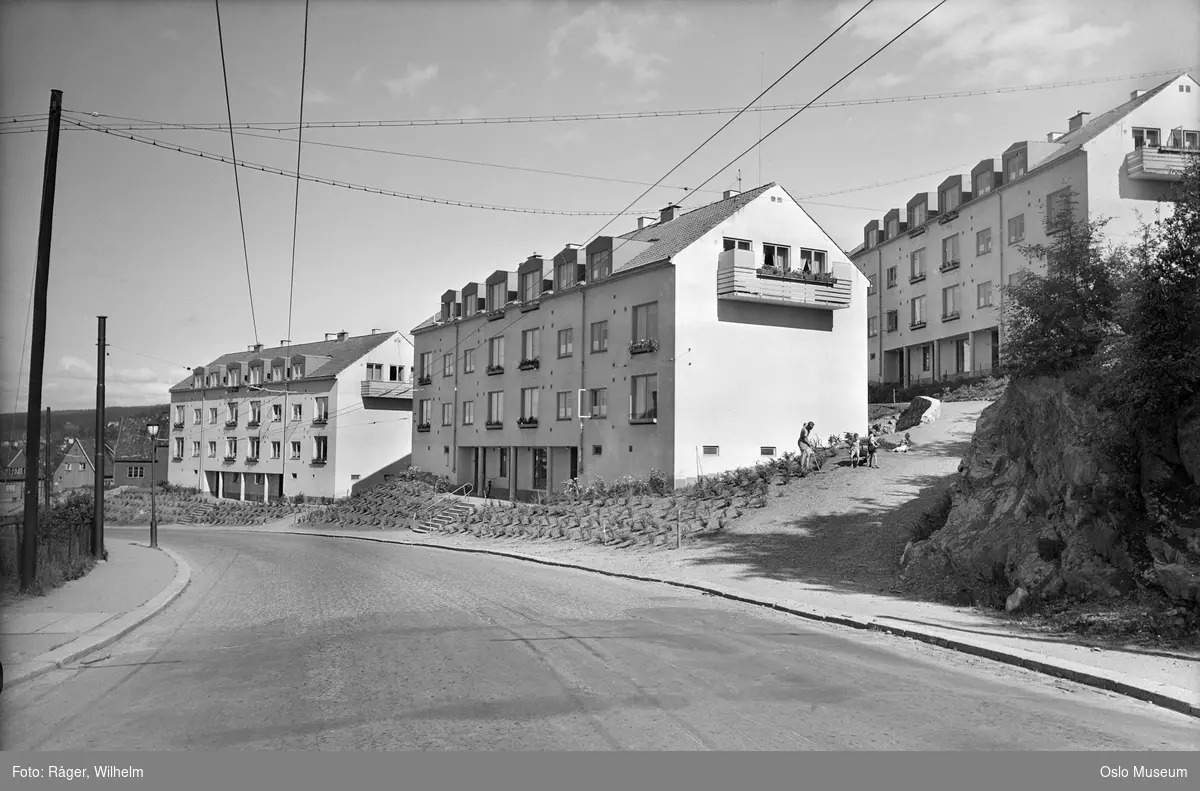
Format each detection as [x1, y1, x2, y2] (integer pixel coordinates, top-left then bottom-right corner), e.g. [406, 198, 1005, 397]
[146, 422, 159, 548]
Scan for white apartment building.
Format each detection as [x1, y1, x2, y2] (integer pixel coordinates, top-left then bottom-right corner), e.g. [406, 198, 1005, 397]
[410, 183, 869, 501]
[167, 331, 413, 501]
[852, 73, 1199, 385]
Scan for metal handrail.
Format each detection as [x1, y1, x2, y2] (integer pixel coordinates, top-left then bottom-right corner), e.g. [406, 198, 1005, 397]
[410, 482, 474, 532]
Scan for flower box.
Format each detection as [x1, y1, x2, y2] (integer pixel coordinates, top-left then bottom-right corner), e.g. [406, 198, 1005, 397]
[486, 309, 506, 321]
[172, 422, 184, 430]
[628, 338, 659, 355]
[517, 417, 538, 428]
[224, 420, 238, 428]
[485, 421, 503, 430]
[517, 358, 540, 371]
[416, 422, 431, 433]
[756, 266, 838, 287]
[486, 364, 505, 376]
[417, 375, 433, 386]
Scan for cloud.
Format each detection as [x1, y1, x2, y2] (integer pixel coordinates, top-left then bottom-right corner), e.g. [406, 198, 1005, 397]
[543, 128, 588, 148]
[114, 367, 158, 384]
[384, 64, 440, 98]
[458, 104, 482, 120]
[547, 2, 674, 85]
[162, 29, 180, 41]
[951, 111, 971, 126]
[616, 89, 660, 105]
[305, 89, 334, 105]
[827, 0, 1130, 84]
[351, 66, 369, 85]
[58, 356, 95, 379]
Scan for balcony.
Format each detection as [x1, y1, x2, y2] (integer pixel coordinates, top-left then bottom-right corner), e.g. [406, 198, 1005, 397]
[517, 358, 540, 371]
[939, 260, 960, 273]
[941, 310, 961, 322]
[1126, 146, 1199, 181]
[486, 364, 505, 376]
[416, 422, 431, 433]
[363, 380, 413, 398]
[517, 417, 538, 428]
[716, 249, 852, 311]
[910, 319, 927, 330]
[909, 272, 927, 284]
[628, 338, 659, 355]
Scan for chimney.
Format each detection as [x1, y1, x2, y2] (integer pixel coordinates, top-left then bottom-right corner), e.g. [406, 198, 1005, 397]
[1067, 110, 1090, 132]
[659, 204, 681, 223]
[637, 216, 657, 230]
[1130, 89, 1147, 100]
[250, 343, 263, 353]
[1046, 132, 1065, 142]
[723, 189, 739, 199]
[563, 243, 581, 250]
[337, 331, 349, 342]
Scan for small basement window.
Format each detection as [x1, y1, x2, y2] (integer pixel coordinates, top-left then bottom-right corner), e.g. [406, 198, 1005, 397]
[702, 446, 719, 456]
[760, 447, 776, 456]
[592, 445, 602, 456]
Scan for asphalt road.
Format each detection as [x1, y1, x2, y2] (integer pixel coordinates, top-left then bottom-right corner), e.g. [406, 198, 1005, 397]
[3, 527, 1194, 751]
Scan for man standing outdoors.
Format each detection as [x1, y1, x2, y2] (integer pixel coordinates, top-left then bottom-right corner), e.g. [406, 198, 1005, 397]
[797, 421, 816, 472]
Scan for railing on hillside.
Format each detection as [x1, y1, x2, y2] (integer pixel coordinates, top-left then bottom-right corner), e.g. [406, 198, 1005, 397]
[0, 520, 92, 581]
[410, 482, 473, 534]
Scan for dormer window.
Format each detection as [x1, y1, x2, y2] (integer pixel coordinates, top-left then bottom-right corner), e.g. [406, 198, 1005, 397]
[249, 366, 262, 385]
[487, 281, 506, 311]
[866, 229, 879, 247]
[1005, 150, 1027, 181]
[556, 259, 577, 289]
[520, 270, 541, 302]
[973, 171, 993, 196]
[271, 365, 283, 382]
[885, 218, 898, 238]
[290, 363, 303, 379]
[907, 202, 927, 228]
[193, 375, 203, 389]
[941, 183, 961, 212]
[587, 249, 611, 281]
[440, 302, 452, 321]
[228, 368, 241, 387]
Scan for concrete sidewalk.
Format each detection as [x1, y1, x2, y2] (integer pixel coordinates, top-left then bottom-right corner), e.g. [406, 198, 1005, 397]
[213, 519, 1199, 719]
[1, 539, 190, 688]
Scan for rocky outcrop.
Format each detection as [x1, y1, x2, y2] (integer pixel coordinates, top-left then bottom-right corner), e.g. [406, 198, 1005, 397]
[900, 377, 1200, 609]
[896, 396, 942, 432]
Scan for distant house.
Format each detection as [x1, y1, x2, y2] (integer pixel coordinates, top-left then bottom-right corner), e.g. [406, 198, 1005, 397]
[2, 448, 31, 516]
[111, 425, 170, 486]
[53, 438, 114, 491]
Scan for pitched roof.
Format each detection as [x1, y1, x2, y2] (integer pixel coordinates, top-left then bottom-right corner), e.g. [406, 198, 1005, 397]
[3, 448, 25, 469]
[1037, 75, 1184, 168]
[614, 183, 776, 272]
[59, 437, 115, 475]
[170, 331, 398, 392]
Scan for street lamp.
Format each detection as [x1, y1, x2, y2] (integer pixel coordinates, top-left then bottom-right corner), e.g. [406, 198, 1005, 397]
[146, 421, 159, 549]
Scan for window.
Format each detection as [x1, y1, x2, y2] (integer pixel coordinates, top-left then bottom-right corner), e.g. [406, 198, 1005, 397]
[867, 316, 878, 337]
[587, 249, 611, 281]
[798, 248, 827, 274]
[520, 270, 541, 302]
[1184, 130, 1199, 150]
[419, 352, 433, 379]
[192, 441, 201, 458]
[462, 401, 474, 425]
[630, 374, 658, 421]
[702, 446, 719, 456]
[589, 388, 608, 418]
[127, 466, 145, 479]
[885, 218, 898, 238]
[174, 437, 184, 458]
[249, 366, 262, 385]
[557, 328, 573, 358]
[1182, 85, 1194, 94]
[461, 349, 474, 374]
[886, 310, 898, 332]
[225, 438, 237, 458]
[1005, 150, 1027, 181]
[193, 408, 202, 425]
[290, 363, 303, 380]
[389, 365, 403, 382]
[442, 353, 454, 377]
[1132, 127, 1160, 148]
[442, 403, 453, 426]
[418, 399, 431, 425]
[590, 321, 608, 353]
[487, 391, 504, 424]
[5, 484, 14, 494]
[248, 437, 261, 459]
[976, 228, 992, 255]
[271, 441, 281, 460]
[228, 368, 241, 386]
[290, 441, 301, 460]
[175, 405, 185, 424]
[209, 407, 218, 424]
[315, 397, 328, 421]
[886, 266, 897, 288]
[907, 202, 927, 227]
[1046, 188, 1072, 232]
[973, 170, 993, 197]
[193, 374, 203, 389]
[292, 403, 302, 421]
[1008, 214, 1025, 244]
[867, 274, 877, 294]
[556, 260, 577, 289]
[911, 295, 927, 327]
[723, 237, 752, 251]
[632, 302, 658, 343]
[522, 328, 540, 361]
[227, 402, 238, 423]
[520, 388, 539, 420]
[763, 242, 790, 270]
[941, 235, 960, 266]
[942, 284, 961, 318]
[910, 249, 925, 279]
[556, 392, 573, 420]
[272, 404, 283, 422]
[487, 281, 507, 311]
[977, 281, 994, 308]
[761, 447, 777, 456]
[922, 346, 932, 372]
[366, 363, 383, 381]
[488, 336, 505, 368]
[250, 401, 262, 424]
[592, 445, 602, 456]
[867, 229, 879, 247]
[941, 183, 962, 212]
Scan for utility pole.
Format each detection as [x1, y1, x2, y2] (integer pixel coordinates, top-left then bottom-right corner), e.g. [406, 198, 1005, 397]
[93, 316, 107, 560]
[20, 89, 63, 592]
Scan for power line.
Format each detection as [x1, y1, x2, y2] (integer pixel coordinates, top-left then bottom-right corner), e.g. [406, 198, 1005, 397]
[286, 0, 311, 382]
[575, 0, 877, 256]
[59, 116, 666, 216]
[213, 0, 261, 348]
[53, 66, 1194, 131]
[680, 0, 951, 207]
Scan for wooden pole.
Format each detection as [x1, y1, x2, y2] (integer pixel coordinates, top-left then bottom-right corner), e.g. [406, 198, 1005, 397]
[20, 89, 63, 592]
[93, 316, 107, 559]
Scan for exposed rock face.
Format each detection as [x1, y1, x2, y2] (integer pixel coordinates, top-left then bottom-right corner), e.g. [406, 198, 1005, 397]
[900, 377, 1200, 609]
[895, 396, 942, 432]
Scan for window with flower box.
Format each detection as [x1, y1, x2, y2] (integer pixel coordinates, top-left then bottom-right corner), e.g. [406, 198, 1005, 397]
[520, 328, 540, 369]
[487, 391, 504, 427]
[518, 388, 539, 427]
[487, 336, 505, 374]
[630, 302, 658, 354]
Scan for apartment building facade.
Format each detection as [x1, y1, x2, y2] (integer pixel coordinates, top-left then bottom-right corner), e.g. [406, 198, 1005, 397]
[411, 183, 868, 501]
[853, 73, 1200, 385]
[167, 330, 413, 501]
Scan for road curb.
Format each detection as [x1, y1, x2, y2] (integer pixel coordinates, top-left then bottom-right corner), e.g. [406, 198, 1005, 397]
[280, 528, 1200, 721]
[5, 545, 192, 690]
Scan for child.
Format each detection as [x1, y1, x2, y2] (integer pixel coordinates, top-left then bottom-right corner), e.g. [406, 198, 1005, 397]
[849, 433, 862, 469]
[866, 431, 880, 468]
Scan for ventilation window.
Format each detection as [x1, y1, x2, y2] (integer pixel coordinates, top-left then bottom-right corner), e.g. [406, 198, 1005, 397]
[702, 446, 719, 456]
[760, 447, 776, 456]
[592, 445, 602, 456]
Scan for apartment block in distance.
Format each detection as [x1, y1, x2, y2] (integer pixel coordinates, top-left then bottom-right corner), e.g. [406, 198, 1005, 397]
[167, 330, 413, 501]
[852, 73, 1199, 386]
[411, 183, 869, 501]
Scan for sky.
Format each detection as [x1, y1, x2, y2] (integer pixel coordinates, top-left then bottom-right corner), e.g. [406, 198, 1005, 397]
[0, 0, 1196, 414]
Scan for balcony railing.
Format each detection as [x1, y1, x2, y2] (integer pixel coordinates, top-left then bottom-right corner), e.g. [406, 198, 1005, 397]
[910, 319, 927, 330]
[416, 422, 431, 433]
[941, 310, 961, 322]
[1126, 145, 1199, 181]
[517, 416, 538, 428]
[362, 380, 413, 399]
[486, 364, 505, 376]
[909, 272, 927, 284]
[628, 338, 659, 355]
[716, 249, 852, 311]
[939, 259, 960, 273]
[517, 358, 540, 371]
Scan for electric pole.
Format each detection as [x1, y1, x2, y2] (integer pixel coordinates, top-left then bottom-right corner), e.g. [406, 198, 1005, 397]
[94, 316, 107, 560]
[20, 89, 63, 592]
